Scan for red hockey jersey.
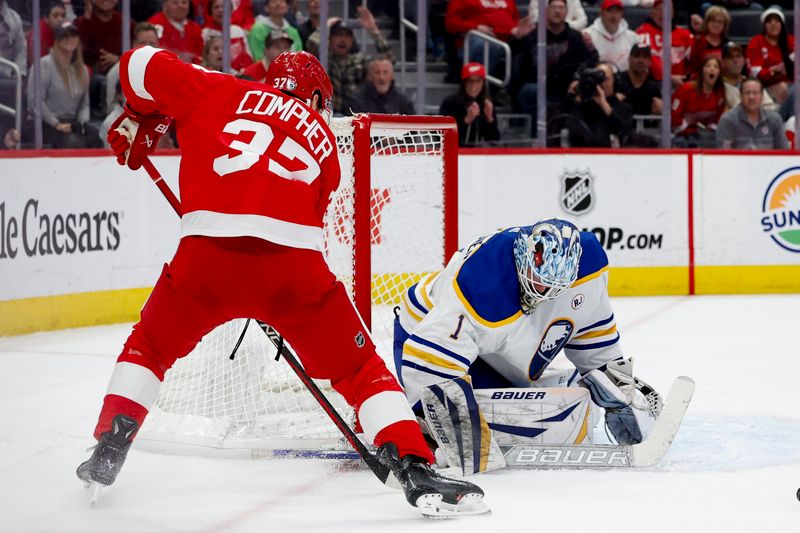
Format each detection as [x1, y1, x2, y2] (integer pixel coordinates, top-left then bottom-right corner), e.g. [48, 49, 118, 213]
[148, 12, 204, 64]
[445, 0, 520, 42]
[120, 46, 340, 251]
[671, 81, 725, 136]
[635, 21, 693, 80]
[746, 33, 795, 87]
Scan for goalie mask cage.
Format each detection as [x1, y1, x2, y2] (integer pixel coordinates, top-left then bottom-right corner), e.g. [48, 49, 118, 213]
[135, 114, 458, 457]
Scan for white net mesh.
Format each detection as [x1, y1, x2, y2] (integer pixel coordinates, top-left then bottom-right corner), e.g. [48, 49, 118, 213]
[136, 116, 450, 456]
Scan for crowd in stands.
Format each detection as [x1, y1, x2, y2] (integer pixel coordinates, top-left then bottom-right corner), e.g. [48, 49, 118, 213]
[0, 0, 796, 150]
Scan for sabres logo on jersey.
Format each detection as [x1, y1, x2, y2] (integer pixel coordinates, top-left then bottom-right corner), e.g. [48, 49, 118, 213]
[529, 319, 574, 380]
[560, 169, 594, 216]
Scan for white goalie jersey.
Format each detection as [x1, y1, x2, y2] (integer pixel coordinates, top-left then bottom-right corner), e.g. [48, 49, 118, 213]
[396, 226, 623, 407]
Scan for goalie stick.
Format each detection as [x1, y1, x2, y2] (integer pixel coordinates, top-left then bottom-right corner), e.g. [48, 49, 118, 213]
[140, 159, 397, 488]
[501, 376, 695, 469]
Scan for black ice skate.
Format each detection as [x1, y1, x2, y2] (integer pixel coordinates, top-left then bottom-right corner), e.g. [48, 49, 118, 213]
[378, 443, 490, 518]
[76, 414, 139, 506]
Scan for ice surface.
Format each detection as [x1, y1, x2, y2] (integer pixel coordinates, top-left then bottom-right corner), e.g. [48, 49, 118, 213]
[1, 295, 799, 532]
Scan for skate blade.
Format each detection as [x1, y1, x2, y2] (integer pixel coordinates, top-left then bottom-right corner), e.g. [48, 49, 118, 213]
[416, 493, 491, 519]
[83, 481, 103, 508]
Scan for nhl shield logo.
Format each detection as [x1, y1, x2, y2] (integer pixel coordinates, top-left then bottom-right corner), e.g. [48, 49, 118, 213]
[355, 331, 366, 348]
[560, 169, 595, 216]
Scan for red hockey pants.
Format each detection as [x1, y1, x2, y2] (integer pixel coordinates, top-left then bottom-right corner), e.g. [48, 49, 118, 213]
[94, 236, 431, 461]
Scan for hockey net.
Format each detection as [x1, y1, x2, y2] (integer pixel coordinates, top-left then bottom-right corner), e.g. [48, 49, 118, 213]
[135, 114, 458, 457]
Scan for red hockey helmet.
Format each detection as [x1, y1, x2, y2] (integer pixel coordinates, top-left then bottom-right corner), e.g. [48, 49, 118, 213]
[265, 51, 334, 123]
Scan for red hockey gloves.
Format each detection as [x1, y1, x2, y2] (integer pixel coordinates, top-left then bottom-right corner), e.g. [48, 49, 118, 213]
[107, 105, 171, 170]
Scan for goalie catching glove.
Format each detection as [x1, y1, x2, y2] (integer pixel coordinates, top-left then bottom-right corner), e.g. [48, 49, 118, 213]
[107, 104, 171, 170]
[580, 358, 662, 445]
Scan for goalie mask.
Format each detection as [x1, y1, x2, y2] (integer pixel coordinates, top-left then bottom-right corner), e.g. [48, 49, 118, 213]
[514, 219, 582, 313]
[265, 51, 334, 123]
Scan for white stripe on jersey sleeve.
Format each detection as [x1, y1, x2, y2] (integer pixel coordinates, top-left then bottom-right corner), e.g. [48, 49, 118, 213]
[127, 45, 161, 102]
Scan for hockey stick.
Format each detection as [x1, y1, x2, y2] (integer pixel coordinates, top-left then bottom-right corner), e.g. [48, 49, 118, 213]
[501, 376, 695, 469]
[140, 159, 396, 487]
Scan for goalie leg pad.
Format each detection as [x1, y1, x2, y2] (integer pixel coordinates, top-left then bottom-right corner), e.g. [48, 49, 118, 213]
[473, 387, 596, 445]
[420, 377, 506, 475]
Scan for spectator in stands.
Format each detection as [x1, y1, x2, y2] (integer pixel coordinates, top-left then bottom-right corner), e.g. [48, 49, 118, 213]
[193, 0, 254, 30]
[298, 0, 319, 49]
[240, 29, 292, 82]
[716, 77, 787, 149]
[0, 0, 26, 79]
[3, 127, 19, 149]
[439, 62, 500, 147]
[201, 34, 224, 71]
[584, 0, 640, 72]
[306, 8, 393, 114]
[248, 0, 303, 62]
[27, 1, 66, 65]
[687, 6, 729, 80]
[345, 54, 416, 115]
[74, 0, 132, 75]
[528, 0, 587, 31]
[105, 22, 159, 115]
[27, 22, 95, 148]
[720, 40, 777, 111]
[566, 62, 633, 147]
[202, 0, 253, 72]
[635, 0, 693, 85]
[4, 0, 33, 25]
[149, 0, 204, 64]
[513, 0, 597, 127]
[75, 0, 135, 118]
[615, 43, 663, 116]
[445, 0, 535, 76]
[284, 0, 301, 27]
[746, 5, 794, 105]
[671, 55, 726, 147]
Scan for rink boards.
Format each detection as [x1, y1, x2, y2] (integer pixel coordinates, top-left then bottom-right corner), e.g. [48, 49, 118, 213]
[1, 150, 799, 335]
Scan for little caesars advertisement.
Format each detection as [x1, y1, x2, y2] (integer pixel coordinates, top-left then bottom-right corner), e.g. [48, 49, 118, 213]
[0, 156, 180, 302]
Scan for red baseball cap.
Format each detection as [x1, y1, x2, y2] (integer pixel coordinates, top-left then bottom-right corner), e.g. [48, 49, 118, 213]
[461, 62, 486, 81]
[601, 0, 623, 9]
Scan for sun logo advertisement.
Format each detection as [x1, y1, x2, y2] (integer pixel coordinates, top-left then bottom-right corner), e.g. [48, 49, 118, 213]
[761, 167, 800, 253]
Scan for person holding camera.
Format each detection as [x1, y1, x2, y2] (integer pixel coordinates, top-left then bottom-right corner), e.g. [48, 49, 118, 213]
[513, 0, 597, 132]
[567, 62, 633, 147]
[439, 62, 500, 147]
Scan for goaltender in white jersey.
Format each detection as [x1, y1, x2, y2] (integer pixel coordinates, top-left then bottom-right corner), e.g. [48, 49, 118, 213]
[393, 218, 663, 474]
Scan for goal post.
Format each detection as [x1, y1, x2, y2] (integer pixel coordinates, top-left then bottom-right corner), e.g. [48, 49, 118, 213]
[349, 114, 459, 330]
[134, 114, 459, 456]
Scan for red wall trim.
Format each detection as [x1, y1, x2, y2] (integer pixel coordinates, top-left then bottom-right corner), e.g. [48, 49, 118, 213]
[459, 147, 798, 156]
[0, 148, 181, 159]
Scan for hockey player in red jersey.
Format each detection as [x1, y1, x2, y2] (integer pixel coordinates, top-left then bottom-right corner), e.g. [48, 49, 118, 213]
[76, 48, 487, 516]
